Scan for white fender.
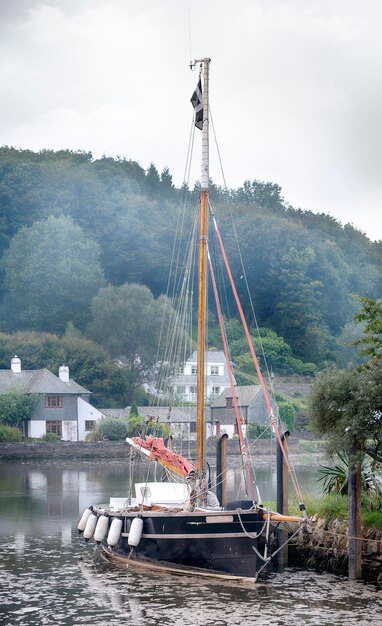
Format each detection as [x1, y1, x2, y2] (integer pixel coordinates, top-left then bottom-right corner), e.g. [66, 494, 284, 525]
[83, 513, 98, 540]
[77, 508, 92, 532]
[94, 515, 109, 543]
[128, 517, 143, 547]
[107, 518, 123, 547]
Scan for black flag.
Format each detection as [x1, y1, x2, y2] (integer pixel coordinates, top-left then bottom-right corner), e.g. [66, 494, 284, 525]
[190, 78, 203, 130]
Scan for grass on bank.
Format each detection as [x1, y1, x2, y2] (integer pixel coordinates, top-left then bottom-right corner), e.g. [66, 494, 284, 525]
[289, 494, 382, 529]
[263, 493, 382, 529]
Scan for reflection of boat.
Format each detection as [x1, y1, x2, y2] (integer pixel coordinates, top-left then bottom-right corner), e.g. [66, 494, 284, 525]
[78, 58, 306, 581]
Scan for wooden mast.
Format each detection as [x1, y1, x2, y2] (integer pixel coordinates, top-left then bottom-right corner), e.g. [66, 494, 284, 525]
[195, 58, 210, 473]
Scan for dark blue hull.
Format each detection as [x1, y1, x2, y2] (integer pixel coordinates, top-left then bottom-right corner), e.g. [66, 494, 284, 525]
[101, 506, 270, 580]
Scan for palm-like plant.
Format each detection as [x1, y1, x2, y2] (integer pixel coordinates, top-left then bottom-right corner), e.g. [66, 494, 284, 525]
[318, 453, 382, 502]
[318, 454, 348, 495]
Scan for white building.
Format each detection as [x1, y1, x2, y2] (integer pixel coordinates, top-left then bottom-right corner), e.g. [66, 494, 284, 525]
[172, 350, 234, 403]
[0, 357, 105, 441]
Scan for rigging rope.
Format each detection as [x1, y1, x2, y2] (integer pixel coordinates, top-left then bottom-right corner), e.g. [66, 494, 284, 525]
[207, 245, 256, 502]
[210, 209, 306, 510]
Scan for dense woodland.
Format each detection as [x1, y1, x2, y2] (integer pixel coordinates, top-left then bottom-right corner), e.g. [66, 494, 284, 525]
[0, 146, 381, 407]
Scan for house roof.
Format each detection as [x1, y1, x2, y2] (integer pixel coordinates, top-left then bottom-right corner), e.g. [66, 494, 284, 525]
[210, 385, 262, 408]
[0, 368, 90, 395]
[100, 406, 208, 423]
[188, 350, 227, 364]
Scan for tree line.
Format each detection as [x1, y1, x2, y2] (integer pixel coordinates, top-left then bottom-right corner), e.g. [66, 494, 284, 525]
[0, 146, 381, 406]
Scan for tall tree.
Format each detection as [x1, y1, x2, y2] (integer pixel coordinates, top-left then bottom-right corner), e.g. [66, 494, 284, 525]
[0, 329, 136, 407]
[87, 283, 174, 386]
[1, 215, 105, 332]
[308, 297, 382, 464]
[273, 246, 329, 363]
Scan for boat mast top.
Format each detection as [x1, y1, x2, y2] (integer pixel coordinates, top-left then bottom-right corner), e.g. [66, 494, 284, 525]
[191, 57, 210, 473]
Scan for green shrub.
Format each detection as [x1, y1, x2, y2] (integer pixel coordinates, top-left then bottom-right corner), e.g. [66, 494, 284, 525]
[124, 415, 170, 439]
[42, 433, 61, 441]
[98, 418, 128, 441]
[85, 428, 105, 441]
[0, 424, 23, 442]
[361, 510, 382, 529]
[278, 401, 296, 432]
[247, 422, 273, 440]
[126, 415, 145, 437]
[145, 421, 170, 438]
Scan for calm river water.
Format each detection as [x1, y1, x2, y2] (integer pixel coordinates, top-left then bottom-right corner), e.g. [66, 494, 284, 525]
[0, 459, 381, 626]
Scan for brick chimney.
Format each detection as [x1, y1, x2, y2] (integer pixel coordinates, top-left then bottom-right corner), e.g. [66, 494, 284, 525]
[11, 355, 21, 374]
[59, 365, 69, 383]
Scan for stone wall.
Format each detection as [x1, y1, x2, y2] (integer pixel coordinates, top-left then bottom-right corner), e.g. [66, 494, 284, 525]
[0, 436, 309, 461]
[0, 441, 131, 460]
[288, 514, 382, 582]
[0, 439, 246, 460]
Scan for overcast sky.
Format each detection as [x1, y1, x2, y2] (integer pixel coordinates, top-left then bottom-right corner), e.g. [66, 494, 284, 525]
[1, 0, 381, 241]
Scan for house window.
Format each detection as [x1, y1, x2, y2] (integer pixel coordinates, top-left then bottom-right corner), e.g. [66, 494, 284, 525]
[177, 386, 185, 394]
[85, 420, 95, 431]
[189, 386, 197, 394]
[210, 365, 219, 375]
[45, 395, 63, 408]
[46, 420, 62, 436]
[212, 386, 220, 396]
[191, 365, 197, 374]
[177, 365, 184, 374]
[190, 422, 197, 433]
[226, 397, 233, 409]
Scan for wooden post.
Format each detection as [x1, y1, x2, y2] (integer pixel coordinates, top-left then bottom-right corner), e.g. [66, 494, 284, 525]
[276, 431, 289, 568]
[348, 457, 362, 579]
[216, 432, 228, 507]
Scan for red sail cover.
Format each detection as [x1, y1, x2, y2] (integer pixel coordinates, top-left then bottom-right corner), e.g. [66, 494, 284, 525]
[132, 436, 196, 478]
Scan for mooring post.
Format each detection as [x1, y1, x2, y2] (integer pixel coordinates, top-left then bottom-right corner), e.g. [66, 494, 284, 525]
[276, 431, 290, 567]
[216, 432, 228, 507]
[348, 457, 362, 579]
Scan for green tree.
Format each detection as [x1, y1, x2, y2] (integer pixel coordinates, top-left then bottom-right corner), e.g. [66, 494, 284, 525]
[273, 246, 329, 363]
[87, 283, 175, 386]
[353, 296, 382, 362]
[0, 390, 38, 427]
[308, 298, 382, 464]
[0, 329, 137, 407]
[224, 321, 316, 377]
[129, 401, 139, 416]
[1, 215, 105, 332]
[145, 163, 161, 198]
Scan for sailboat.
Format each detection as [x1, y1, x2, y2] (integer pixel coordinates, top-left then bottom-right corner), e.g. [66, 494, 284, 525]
[78, 58, 306, 582]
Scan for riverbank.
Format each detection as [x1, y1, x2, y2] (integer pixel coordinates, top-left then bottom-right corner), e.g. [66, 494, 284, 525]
[289, 515, 382, 583]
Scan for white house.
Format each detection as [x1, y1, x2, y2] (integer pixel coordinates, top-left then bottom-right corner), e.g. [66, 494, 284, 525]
[0, 357, 105, 441]
[172, 350, 234, 403]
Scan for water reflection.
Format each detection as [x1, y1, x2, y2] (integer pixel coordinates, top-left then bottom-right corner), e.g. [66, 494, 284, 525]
[0, 460, 381, 626]
[75, 558, 382, 626]
[0, 458, 322, 537]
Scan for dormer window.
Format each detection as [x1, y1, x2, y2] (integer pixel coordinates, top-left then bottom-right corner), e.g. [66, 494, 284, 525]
[226, 397, 233, 409]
